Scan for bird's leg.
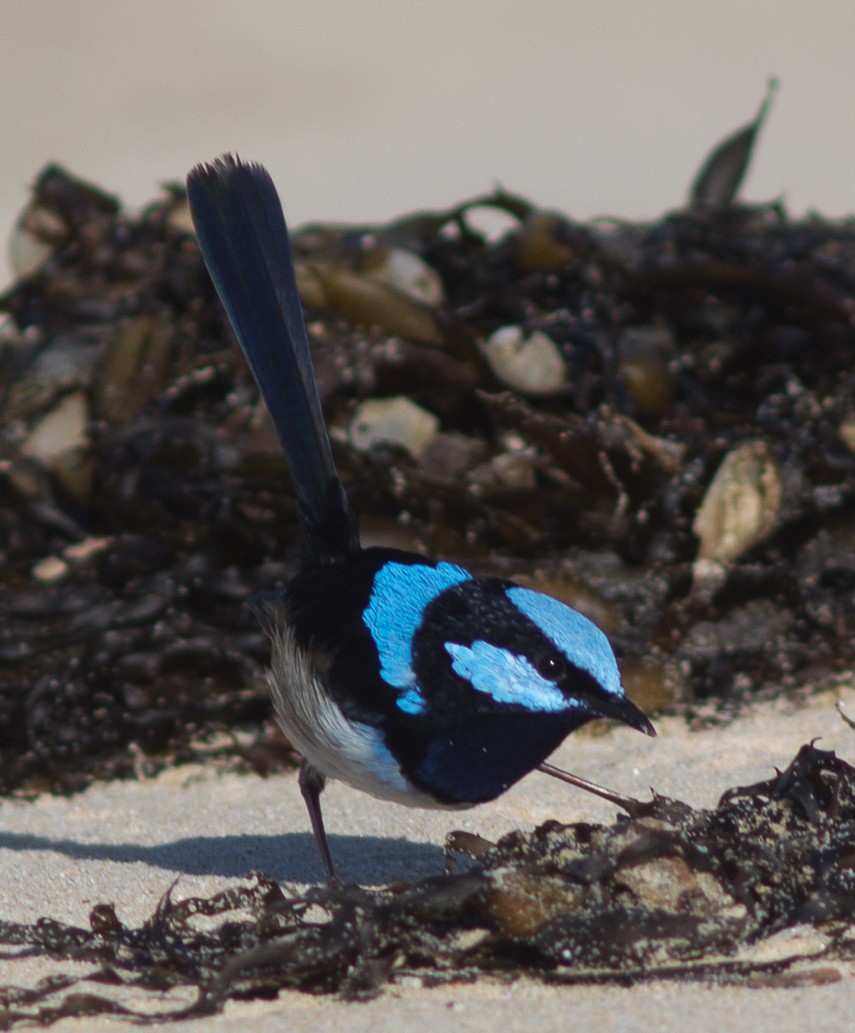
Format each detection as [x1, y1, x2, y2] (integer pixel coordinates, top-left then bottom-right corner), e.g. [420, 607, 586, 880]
[298, 760, 337, 882]
[537, 761, 649, 816]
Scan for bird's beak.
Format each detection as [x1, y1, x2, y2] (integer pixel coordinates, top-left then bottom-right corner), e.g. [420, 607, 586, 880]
[595, 692, 656, 737]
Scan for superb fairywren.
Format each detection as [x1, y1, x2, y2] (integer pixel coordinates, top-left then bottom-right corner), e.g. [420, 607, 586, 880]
[186, 156, 655, 881]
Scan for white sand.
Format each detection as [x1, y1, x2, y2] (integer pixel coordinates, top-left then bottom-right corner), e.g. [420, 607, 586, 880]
[2, 680, 854, 1029]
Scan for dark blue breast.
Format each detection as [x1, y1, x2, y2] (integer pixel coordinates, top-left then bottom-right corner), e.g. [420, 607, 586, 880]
[399, 709, 591, 804]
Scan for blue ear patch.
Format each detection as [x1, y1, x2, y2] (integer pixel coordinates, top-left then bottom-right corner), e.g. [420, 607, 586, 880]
[505, 587, 623, 697]
[363, 561, 471, 708]
[445, 641, 579, 712]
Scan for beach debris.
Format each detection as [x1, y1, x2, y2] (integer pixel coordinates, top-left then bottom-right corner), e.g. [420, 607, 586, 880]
[481, 326, 566, 396]
[692, 440, 783, 590]
[350, 396, 440, 459]
[0, 743, 852, 1021]
[690, 78, 778, 209]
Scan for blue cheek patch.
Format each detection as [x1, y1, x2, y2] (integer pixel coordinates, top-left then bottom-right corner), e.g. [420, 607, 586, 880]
[506, 587, 623, 698]
[445, 641, 579, 713]
[363, 561, 471, 710]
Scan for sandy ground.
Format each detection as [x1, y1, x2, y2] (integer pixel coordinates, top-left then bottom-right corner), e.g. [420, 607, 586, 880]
[2, 680, 854, 1030]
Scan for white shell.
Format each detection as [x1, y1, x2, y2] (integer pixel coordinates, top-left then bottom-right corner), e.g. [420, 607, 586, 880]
[482, 326, 565, 396]
[375, 248, 445, 306]
[692, 440, 782, 587]
[735, 925, 828, 965]
[21, 391, 89, 464]
[31, 556, 70, 583]
[486, 451, 537, 490]
[349, 396, 439, 459]
[9, 203, 66, 278]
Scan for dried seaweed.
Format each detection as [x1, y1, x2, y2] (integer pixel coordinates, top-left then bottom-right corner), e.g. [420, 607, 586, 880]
[3, 88, 855, 1028]
[0, 143, 850, 789]
[1, 97, 854, 795]
[0, 744, 853, 1025]
[690, 78, 777, 210]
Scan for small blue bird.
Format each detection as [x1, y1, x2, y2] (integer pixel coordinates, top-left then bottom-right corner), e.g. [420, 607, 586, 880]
[186, 156, 655, 880]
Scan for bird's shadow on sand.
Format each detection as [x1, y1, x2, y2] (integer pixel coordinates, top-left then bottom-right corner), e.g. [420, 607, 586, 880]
[0, 829, 445, 886]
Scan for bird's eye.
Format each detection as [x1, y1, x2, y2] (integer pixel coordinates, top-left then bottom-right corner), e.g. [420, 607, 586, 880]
[535, 654, 565, 680]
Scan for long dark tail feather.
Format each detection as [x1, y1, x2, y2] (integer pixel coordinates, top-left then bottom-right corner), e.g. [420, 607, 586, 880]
[186, 155, 359, 562]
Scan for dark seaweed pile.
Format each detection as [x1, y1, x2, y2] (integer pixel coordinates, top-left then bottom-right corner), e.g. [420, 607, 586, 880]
[1, 104, 855, 793]
[1, 92, 855, 1028]
[1, 744, 853, 1025]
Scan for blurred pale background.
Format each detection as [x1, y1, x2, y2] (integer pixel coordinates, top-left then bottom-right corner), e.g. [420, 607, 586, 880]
[2, 0, 855, 286]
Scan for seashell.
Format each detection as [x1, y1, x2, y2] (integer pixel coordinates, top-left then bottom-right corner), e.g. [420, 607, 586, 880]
[349, 396, 439, 459]
[456, 203, 520, 244]
[19, 390, 93, 503]
[21, 391, 89, 463]
[692, 440, 782, 588]
[486, 450, 537, 490]
[369, 247, 445, 306]
[31, 555, 70, 583]
[64, 536, 111, 562]
[8, 200, 69, 278]
[735, 925, 829, 966]
[481, 326, 565, 396]
[165, 194, 195, 235]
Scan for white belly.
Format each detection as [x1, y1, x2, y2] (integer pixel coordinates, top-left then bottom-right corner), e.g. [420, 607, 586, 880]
[267, 624, 465, 809]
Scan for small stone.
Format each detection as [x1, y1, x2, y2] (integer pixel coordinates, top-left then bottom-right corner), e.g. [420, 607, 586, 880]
[736, 925, 829, 965]
[482, 326, 565, 396]
[350, 396, 439, 459]
[372, 248, 445, 306]
[21, 391, 89, 463]
[9, 200, 68, 278]
[692, 440, 782, 587]
[63, 537, 112, 562]
[31, 556, 70, 583]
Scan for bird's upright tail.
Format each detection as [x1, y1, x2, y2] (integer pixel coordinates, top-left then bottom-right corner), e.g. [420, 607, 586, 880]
[187, 155, 359, 563]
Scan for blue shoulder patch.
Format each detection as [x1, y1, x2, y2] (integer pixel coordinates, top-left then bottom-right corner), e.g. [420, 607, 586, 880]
[506, 586, 623, 698]
[363, 561, 471, 706]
